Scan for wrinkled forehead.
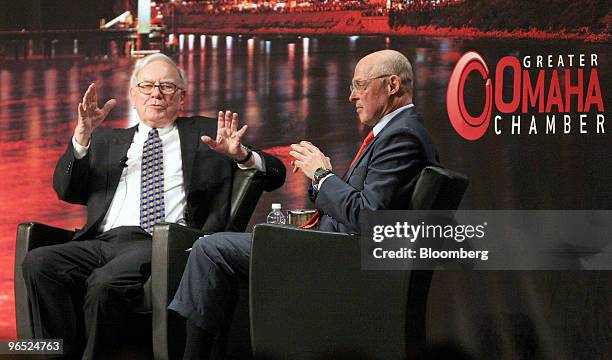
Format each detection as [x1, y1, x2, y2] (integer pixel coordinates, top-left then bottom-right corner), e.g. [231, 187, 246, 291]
[136, 61, 181, 84]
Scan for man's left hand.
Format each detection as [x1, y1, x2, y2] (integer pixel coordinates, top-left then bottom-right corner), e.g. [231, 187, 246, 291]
[290, 141, 332, 180]
[201, 110, 249, 161]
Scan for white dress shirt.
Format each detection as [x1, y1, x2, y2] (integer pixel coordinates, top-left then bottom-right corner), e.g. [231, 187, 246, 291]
[72, 121, 264, 233]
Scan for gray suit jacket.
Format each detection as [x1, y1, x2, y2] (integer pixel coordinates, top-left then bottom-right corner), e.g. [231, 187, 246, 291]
[314, 106, 437, 234]
[53, 116, 286, 241]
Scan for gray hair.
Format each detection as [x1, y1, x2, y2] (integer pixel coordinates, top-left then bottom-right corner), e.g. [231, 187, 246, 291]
[377, 51, 413, 97]
[129, 53, 187, 90]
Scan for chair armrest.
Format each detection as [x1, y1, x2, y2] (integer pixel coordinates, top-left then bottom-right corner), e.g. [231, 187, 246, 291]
[16, 221, 75, 252]
[249, 224, 411, 359]
[228, 169, 266, 232]
[151, 223, 206, 360]
[151, 223, 206, 305]
[15, 222, 74, 339]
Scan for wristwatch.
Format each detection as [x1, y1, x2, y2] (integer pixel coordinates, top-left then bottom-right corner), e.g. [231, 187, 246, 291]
[234, 145, 253, 164]
[313, 167, 333, 185]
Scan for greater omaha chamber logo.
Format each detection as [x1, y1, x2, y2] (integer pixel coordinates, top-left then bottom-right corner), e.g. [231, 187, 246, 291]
[446, 51, 605, 140]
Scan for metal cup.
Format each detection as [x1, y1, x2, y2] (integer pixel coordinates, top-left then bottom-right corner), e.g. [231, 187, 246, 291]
[287, 209, 317, 227]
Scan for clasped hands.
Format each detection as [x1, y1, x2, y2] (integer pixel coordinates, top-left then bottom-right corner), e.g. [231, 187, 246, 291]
[290, 141, 332, 181]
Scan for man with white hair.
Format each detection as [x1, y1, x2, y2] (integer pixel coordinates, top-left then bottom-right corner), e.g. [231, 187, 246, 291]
[21, 53, 286, 359]
[170, 49, 438, 359]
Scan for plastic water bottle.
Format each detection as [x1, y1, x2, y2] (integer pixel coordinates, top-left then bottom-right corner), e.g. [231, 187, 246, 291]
[266, 203, 287, 224]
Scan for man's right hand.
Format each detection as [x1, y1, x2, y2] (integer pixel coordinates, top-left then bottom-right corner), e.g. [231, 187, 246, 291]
[75, 83, 117, 146]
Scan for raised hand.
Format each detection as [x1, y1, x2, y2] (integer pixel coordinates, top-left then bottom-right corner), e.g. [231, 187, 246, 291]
[201, 110, 249, 161]
[289, 141, 333, 180]
[75, 83, 117, 146]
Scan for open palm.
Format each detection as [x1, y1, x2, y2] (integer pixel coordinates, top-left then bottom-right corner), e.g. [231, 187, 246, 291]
[75, 83, 116, 145]
[201, 110, 248, 160]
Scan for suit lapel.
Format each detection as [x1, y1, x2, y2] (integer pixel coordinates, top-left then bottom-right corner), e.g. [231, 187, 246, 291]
[177, 117, 199, 193]
[344, 136, 379, 180]
[344, 106, 417, 180]
[104, 125, 137, 208]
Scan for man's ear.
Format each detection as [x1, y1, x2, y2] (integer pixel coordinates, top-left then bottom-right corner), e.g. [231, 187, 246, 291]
[128, 87, 136, 109]
[388, 75, 401, 95]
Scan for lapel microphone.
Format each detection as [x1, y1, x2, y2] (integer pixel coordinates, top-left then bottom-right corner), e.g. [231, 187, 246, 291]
[119, 156, 128, 168]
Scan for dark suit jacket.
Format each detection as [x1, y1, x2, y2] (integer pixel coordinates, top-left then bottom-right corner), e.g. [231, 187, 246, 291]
[53, 116, 286, 241]
[314, 106, 437, 234]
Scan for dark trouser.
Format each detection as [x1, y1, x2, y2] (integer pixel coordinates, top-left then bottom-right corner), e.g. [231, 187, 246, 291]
[169, 232, 251, 339]
[21, 226, 152, 360]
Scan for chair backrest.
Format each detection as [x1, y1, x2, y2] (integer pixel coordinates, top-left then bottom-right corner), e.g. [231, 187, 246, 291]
[225, 168, 266, 232]
[410, 166, 469, 210]
[405, 165, 469, 357]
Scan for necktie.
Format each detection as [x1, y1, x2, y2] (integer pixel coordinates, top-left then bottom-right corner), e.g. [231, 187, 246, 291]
[301, 130, 375, 229]
[347, 130, 375, 171]
[140, 129, 166, 233]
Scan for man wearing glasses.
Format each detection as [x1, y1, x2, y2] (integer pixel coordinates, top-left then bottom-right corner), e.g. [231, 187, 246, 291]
[169, 49, 438, 359]
[21, 53, 286, 359]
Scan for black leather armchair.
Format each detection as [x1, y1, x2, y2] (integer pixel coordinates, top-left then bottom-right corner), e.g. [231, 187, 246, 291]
[249, 166, 469, 360]
[14, 168, 266, 360]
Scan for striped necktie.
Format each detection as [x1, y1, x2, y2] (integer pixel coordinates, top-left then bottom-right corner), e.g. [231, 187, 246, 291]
[140, 129, 166, 233]
[302, 130, 375, 229]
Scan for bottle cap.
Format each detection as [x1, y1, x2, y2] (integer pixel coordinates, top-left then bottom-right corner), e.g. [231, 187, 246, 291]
[271, 203, 282, 210]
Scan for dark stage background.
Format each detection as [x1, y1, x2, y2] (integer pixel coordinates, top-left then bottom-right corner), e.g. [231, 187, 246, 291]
[0, 35, 610, 359]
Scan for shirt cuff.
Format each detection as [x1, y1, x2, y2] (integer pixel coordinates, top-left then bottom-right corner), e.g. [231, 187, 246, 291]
[71, 135, 90, 159]
[313, 173, 335, 191]
[237, 151, 265, 172]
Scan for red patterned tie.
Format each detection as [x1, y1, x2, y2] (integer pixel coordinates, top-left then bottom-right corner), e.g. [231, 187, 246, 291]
[301, 130, 375, 229]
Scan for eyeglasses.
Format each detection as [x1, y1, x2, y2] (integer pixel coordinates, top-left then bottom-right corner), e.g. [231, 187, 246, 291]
[349, 74, 392, 93]
[136, 81, 182, 95]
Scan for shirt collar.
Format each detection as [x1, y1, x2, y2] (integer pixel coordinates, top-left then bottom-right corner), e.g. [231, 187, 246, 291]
[372, 103, 414, 137]
[137, 121, 176, 138]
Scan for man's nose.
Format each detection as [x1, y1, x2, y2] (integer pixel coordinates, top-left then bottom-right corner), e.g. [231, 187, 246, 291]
[349, 89, 358, 102]
[150, 84, 163, 98]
